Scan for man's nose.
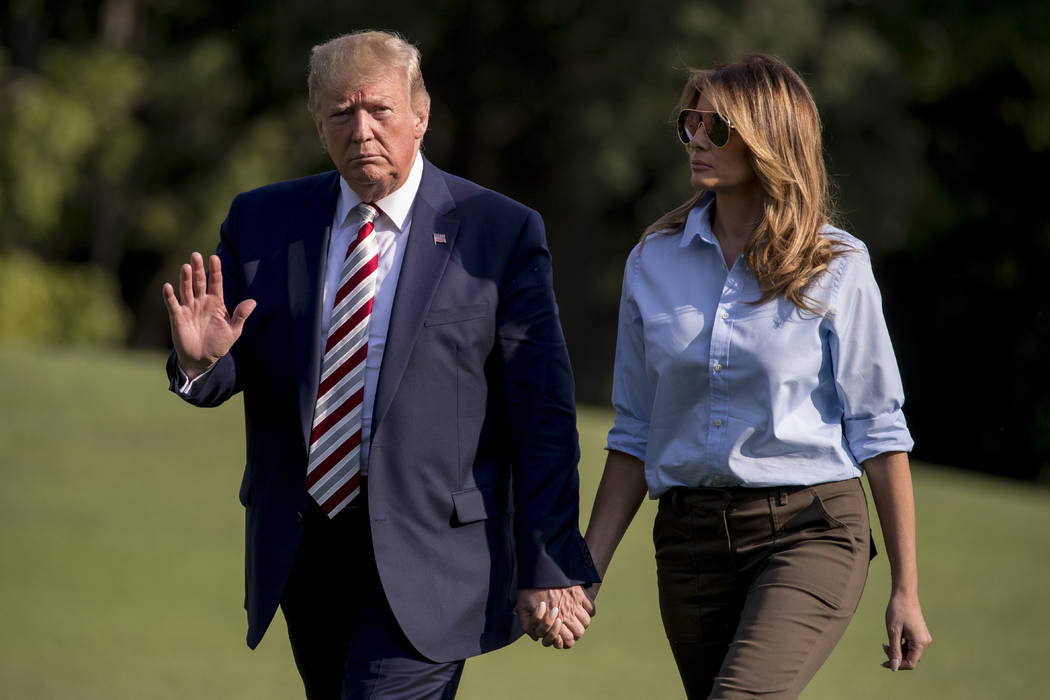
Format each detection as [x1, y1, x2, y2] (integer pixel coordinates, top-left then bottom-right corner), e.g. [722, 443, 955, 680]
[351, 113, 374, 141]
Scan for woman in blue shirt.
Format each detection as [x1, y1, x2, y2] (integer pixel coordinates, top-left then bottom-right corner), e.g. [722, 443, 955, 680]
[583, 55, 932, 698]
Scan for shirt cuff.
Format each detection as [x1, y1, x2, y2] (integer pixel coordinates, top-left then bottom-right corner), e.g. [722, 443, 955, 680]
[606, 417, 649, 463]
[175, 363, 214, 395]
[845, 410, 915, 464]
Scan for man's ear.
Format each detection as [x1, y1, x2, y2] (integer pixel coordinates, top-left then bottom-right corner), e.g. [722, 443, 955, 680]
[414, 108, 430, 140]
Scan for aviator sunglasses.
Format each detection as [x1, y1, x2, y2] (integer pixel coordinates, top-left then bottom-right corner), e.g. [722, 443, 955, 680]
[677, 109, 733, 148]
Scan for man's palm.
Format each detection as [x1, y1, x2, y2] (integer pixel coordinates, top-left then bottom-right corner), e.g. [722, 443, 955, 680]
[162, 252, 255, 378]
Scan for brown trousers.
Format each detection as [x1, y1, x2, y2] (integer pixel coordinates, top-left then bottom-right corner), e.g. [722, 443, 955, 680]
[654, 478, 871, 699]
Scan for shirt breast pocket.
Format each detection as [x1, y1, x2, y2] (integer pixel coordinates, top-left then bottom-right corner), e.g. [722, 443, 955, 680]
[644, 307, 708, 370]
[729, 301, 826, 383]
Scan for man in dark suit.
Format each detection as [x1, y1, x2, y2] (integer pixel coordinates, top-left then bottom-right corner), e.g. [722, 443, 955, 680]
[162, 30, 598, 699]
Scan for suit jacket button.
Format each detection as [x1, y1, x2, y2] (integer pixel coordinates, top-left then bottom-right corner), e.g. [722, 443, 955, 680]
[296, 511, 304, 523]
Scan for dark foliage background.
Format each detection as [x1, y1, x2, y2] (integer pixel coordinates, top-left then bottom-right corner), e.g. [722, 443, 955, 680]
[2, 0, 1047, 480]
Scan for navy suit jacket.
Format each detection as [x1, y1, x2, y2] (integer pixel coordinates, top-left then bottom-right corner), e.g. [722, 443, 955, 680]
[168, 158, 599, 661]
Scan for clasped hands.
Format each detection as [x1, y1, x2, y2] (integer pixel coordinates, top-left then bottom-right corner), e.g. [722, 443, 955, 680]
[515, 586, 596, 650]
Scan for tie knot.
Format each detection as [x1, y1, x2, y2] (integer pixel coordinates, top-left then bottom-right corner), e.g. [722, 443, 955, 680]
[355, 202, 379, 225]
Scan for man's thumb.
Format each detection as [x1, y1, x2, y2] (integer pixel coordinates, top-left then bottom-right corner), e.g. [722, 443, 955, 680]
[230, 299, 257, 334]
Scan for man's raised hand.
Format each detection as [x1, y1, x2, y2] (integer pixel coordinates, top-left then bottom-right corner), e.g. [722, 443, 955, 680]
[162, 252, 255, 379]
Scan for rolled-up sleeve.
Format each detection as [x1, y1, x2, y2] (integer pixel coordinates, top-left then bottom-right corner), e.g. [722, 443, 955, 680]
[606, 253, 652, 462]
[828, 245, 914, 464]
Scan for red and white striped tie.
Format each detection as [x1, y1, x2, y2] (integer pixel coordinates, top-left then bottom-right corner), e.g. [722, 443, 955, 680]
[306, 202, 379, 517]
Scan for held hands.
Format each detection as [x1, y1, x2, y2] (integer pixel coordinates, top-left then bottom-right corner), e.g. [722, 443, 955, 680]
[882, 591, 932, 671]
[515, 586, 595, 650]
[162, 252, 256, 379]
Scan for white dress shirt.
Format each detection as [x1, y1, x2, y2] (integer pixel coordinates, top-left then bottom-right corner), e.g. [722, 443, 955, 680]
[323, 152, 422, 471]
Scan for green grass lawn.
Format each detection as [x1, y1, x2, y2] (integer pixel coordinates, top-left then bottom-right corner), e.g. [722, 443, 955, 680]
[2, 342, 1048, 698]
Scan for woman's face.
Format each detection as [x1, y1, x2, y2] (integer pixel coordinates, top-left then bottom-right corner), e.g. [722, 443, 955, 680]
[686, 95, 758, 195]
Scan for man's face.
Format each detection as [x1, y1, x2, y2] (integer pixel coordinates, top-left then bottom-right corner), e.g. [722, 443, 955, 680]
[314, 70, 428, 202]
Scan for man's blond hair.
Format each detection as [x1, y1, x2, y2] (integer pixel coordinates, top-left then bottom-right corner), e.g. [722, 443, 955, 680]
[307, 30, 430, 117]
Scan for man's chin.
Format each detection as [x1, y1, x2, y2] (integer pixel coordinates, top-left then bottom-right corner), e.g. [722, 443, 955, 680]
[341, 168, 397, 200]
[348, 163, 389, 182]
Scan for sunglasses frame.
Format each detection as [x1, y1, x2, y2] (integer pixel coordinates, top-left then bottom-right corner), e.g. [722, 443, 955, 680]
[677, 109, 733, 148]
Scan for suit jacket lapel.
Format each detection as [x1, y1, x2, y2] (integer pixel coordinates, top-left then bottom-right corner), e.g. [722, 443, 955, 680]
[372, 159, 460, 436]
[288, 171, 341, 447]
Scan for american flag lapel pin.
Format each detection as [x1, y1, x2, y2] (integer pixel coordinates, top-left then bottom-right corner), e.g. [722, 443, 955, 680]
[433, 232, 447, 245]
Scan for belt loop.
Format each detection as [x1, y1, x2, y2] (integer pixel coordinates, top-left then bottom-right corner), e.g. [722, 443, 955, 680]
[778, 486, 788, 506]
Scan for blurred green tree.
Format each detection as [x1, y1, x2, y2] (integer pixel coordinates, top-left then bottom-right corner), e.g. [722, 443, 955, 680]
[0, 250, 129, 344]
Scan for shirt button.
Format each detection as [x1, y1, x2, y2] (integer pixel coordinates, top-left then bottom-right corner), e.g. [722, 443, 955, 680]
[714, 418, 723, 427]
[721, 311, 729, 320]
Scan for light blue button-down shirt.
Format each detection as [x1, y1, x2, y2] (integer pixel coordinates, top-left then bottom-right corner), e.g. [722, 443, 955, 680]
[606, 195, 913, 497]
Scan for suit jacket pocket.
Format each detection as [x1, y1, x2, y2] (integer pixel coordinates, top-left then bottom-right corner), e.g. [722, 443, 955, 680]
[451, 482, 509, 525]
[424, 302, 490, 326]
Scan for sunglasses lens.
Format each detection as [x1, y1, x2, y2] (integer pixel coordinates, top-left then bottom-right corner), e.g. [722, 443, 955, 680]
[677, 111, 697, 144]
[677, 110, 731, 147]
[709, 114, 730, 147]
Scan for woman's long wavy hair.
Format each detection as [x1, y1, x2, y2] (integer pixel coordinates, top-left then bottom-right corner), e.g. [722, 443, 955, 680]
[644, 55, 846, 312]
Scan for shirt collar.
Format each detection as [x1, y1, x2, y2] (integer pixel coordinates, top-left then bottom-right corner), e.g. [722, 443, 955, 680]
[679, 192, 718, 248]
[336, 151, 424, 232]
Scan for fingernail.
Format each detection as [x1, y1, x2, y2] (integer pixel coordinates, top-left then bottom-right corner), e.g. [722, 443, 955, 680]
[551, 607, 559, 617]
[890, 659, 900, 672]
